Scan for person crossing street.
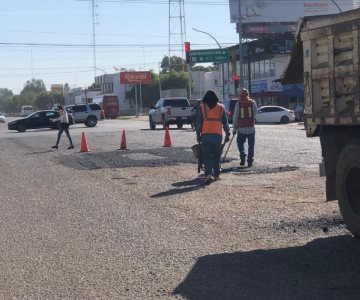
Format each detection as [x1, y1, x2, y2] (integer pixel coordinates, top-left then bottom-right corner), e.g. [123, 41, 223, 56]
[50, 105, 74, 150]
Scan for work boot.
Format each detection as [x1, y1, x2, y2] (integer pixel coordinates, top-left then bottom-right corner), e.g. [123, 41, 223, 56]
[240, 160, 245, 166]
[248, 161, 253, 167]
[204, 175, 213, 185]
[213, 175, 221, 181]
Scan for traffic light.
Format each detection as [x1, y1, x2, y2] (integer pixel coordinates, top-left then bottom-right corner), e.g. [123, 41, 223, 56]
[185, 42, 191, 63]
[234, 75, 240, 89]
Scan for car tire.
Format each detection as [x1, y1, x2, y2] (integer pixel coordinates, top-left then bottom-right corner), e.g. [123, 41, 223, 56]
[162, 115, 168, 129]
[177, 123, 183, 129]
[17, 123, 26, 132]
[336, 139, 360, 238]
[280, 116, 290, 124]
[149, 116, 156, 130]
[85, 116, 97, 127]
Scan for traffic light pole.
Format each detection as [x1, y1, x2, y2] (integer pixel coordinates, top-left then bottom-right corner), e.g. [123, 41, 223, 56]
[238, 1, 244, 92]
[192, 28, 226, 100]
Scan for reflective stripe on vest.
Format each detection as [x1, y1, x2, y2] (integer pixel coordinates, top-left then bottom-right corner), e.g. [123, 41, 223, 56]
[201, 103, 223, 135]
[238, 100, 255, 128]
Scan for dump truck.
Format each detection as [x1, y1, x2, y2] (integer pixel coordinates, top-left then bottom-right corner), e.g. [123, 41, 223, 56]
[282, 8, 360, 237]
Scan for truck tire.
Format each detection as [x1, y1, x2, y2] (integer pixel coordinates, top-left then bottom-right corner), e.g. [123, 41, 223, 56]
[177, 122, 183, 129]
[336, 139, 360, 237]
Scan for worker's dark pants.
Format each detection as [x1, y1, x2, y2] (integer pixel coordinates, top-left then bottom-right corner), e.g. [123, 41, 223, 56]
[237, 132, 255, 163]
[201, 141, 221, 177]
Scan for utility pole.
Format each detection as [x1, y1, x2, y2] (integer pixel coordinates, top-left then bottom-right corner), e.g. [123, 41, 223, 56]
[238, 0, 244, 92]
[91, 0, 97, 79]
[168, 0, 187, 70]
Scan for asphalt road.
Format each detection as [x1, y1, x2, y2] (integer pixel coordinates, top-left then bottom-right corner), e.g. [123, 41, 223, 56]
[0, 118, 359, 299]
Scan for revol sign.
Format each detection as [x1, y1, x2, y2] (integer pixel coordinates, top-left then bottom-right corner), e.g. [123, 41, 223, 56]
[190, 49, 230, 63]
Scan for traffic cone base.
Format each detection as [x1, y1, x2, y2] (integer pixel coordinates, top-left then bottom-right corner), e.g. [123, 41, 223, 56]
[80, 132, 90, 152]
[163, 127, 172, 147]
[119, 129, 128, 150]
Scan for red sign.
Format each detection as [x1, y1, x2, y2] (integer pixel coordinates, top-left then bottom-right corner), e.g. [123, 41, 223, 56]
[120, 71, 152, 84]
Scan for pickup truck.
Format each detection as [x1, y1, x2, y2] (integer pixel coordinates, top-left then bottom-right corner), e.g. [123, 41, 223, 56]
[149, 97, 192, 129]
[282, 8, 360, 237]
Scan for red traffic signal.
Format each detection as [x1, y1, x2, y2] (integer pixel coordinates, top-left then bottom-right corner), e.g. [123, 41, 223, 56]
[185, 42, 190, 53]
[185, 42, 191, 63]
[233, 75, 240, 81]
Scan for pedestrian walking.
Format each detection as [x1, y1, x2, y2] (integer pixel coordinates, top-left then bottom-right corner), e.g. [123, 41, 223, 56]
[196, 90, 231, 184]
[233, 88, 258, 167]
[50, 105, 74, 150]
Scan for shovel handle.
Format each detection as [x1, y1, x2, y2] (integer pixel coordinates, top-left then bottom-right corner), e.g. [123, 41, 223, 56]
[222, 135, 235, 163]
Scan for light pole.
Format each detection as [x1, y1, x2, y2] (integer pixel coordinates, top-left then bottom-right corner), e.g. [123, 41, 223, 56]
[192, 28, 226, 100]
[95, 67, 107, 74]
[330, 0, 342, 12]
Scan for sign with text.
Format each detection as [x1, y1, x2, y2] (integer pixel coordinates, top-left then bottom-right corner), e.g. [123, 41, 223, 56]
[190, 49, 230, 63]
[120, 71, 152, 84]
[51, 84, 63, 93]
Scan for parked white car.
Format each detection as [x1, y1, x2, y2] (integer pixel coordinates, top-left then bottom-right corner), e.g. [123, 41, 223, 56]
[256, 106, 295, 124]
[0, 112, 5, 123]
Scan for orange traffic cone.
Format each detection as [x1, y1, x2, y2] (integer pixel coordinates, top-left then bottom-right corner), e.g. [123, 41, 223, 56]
[119, 129, 128, 150]
[163, 127, 172, 147]
[80, 132, 90, 153]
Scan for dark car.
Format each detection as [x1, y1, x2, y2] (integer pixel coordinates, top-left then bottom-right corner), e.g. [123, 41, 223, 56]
[7, 110, 61, 132]
[222, 99, 237, 124]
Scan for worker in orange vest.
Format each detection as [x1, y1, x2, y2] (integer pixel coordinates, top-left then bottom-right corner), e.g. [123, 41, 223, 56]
[232, 88, 258, 167]
[196, 90, 230, 184]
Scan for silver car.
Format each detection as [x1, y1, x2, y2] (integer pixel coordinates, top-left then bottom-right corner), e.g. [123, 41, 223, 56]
[66, 104, 104, 127]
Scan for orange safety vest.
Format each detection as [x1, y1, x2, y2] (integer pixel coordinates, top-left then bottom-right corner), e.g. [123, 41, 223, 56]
[201, 102, 224, 135]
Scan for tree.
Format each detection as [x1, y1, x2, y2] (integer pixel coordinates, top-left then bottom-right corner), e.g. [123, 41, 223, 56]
[17, 78, 47, 108]
[160, 70, 190, 91]
[4, 95, 20, 113]
[20, 78, 46, 96]
[63, 83, 70, 95]
[34, 92, 65, 110]
[0, 88, 13, 111]
[160, 55, 188, 73]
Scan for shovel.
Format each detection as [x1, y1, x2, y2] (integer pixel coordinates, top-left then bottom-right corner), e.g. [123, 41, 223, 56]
[222, 134, 235, 163]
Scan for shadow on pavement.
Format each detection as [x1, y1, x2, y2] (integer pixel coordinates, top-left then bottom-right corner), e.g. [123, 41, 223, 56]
[150, 177, 204, 198]
[173, 235, 360, 300]
[25, 150, 55, 155]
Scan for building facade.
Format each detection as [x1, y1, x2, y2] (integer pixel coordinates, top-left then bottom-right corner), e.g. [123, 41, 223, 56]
[222, 36, 304, 109]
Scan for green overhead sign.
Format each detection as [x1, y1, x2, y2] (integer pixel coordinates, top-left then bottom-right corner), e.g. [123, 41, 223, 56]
[190, 49, 230, 63]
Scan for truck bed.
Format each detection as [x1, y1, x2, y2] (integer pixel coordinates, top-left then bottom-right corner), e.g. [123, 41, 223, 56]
[284, 9, 360, 137]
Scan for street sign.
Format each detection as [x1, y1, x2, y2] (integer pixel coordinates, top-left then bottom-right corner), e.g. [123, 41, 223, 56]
[190, 49, 229, 63]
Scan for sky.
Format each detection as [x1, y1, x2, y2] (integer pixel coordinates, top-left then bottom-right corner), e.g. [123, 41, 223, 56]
[0, 0, 238, 94]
